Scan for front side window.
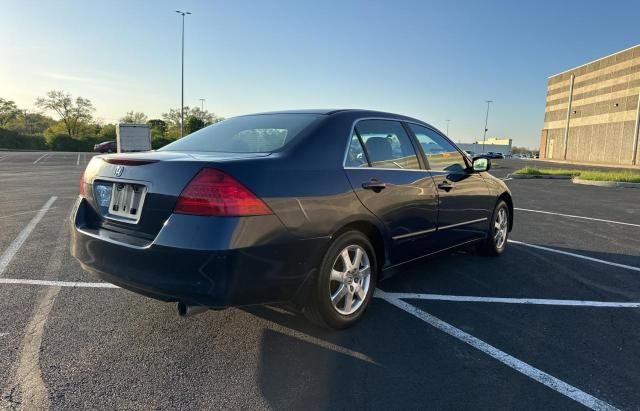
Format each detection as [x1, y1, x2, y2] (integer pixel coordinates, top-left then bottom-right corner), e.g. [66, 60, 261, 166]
[354, 120, 420, 170]
[408, 124, 467, 172]
[160, 114, 323, 153]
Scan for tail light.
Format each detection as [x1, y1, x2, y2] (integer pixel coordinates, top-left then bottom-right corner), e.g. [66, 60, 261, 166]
[175, 168, 272, 216]
[79, 171, 85, 197]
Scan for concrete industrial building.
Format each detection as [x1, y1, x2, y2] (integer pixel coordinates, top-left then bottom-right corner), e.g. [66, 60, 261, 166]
[540, 44, 640, 166]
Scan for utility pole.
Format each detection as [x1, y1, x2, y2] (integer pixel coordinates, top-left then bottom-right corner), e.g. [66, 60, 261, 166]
[482, 100, 493, 153]
[199, 98, 205, 121]
[445, 119, 450, 136]
[176, 10, 191, 137]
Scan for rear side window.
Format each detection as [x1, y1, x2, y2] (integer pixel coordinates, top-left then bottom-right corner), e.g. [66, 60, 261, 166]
[352, 120, 420, 170]
[160, 114, 322, 153]
[408, 124, 467, 172]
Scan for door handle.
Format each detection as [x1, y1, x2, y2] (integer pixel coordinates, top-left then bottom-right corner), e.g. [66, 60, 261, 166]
[437, 181, 454, 191]
[362, 180, 387, 193]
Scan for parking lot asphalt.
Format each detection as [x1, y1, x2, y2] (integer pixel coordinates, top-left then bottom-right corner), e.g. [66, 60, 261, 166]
[0, 152, 639, 410]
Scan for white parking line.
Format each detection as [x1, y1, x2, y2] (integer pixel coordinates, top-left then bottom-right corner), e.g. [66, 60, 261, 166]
[76, 153, 80, 166]
[0, 155, 7, 161]
[0, 207, 59, 220]
[509, 240, 640, 272]
[515, 208, 640, 228]
[0, 278, 119, 288]
[32, 153, 50, 164]
[380, 292, 640, 308]
[0, 196, 57, 276]
[375, 290, 619, 411]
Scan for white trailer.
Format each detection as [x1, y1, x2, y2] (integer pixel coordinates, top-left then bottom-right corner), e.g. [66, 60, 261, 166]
[116, 123, 151, 153]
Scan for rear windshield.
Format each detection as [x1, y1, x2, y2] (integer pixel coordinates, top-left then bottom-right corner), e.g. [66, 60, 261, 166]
[159, 113, 323, 153]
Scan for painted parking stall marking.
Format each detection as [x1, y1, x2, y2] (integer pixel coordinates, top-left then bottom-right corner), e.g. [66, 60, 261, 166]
[375, 290, 620, 411]
[32, 153, 51, 164]
[509, 240, 640, 272]
[381, 292, 640, 308]
[0, 196, 57, 276]
[515, 207, 640, 228]
[0, 278, 119, 288]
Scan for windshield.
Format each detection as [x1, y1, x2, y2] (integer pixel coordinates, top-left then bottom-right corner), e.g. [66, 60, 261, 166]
[159, 113, 323, 153]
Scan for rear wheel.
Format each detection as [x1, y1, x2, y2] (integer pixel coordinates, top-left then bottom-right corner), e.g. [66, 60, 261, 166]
[477, 200, 509, 256]
[304, 231, 377, 329]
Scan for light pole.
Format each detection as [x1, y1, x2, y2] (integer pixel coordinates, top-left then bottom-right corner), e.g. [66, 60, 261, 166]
[445, 119, 450, 136]
[482, 100, 493, 152]
[199, 98, 205, 120]
[176, 10, 191, 137]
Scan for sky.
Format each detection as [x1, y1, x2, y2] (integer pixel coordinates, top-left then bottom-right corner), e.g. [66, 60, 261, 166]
[1, 0, 639, 148]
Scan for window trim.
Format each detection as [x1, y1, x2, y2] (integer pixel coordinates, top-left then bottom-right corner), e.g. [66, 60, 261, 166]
[341, 117, 427, 171]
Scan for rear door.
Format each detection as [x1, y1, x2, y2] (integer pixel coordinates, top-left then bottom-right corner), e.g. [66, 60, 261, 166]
[344, 119, 439, 264]
[406, 123, 494, 247]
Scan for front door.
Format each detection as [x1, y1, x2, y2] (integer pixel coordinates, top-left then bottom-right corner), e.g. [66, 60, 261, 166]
[407, 124, 494, 247]
[344, 119, 439, 265]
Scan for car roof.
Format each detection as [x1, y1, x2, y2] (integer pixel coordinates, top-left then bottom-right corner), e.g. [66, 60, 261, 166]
[243, 108, 428, 124]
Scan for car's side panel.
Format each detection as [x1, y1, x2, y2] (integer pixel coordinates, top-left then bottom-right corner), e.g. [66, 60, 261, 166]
[344, 168, 439, 265]
[428, 170, 493, 245]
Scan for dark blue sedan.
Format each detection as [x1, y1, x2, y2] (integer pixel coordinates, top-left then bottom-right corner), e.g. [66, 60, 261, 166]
[71, 109, 513, 328]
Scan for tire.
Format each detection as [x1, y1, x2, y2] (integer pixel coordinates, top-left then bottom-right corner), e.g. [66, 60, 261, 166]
[476, 200, 510, 256]
[304, 230, 377, 329]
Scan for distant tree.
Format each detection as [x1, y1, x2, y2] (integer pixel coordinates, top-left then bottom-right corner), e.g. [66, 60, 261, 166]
[120, 110, 148, 124]
[6, 111, 55, 135]
[35, 90, 94, 137]
[186, 116, 206, 134]
[0, 98, 20, 127]
[162, 106, 223, 136]
[99, 124, 117, 140]
[147, 119, 167, 135]
[511, 146, 532, 154]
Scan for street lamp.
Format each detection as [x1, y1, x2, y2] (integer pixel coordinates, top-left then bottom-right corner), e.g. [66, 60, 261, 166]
[482, 100, 493, 153]
[199, 98, 205, 120]
[445, 119, 450, 136]
[176, 10, 192, 137]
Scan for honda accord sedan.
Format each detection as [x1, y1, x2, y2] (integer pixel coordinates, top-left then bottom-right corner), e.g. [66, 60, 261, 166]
[71, 109, 513, 328]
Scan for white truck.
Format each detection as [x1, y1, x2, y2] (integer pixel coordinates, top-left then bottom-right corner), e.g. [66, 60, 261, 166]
[116, 123, 152, 153]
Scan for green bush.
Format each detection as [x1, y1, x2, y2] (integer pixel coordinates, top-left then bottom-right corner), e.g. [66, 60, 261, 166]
[45, 134, 103, 151]
[0, 128, 48, 150]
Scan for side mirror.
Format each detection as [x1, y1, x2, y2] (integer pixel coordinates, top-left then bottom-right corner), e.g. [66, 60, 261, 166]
[472, 157, 490, 172]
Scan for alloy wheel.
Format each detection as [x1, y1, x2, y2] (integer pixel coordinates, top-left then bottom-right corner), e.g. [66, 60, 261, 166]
[329, 244, 371, 315]
[494, 207, 508, 249]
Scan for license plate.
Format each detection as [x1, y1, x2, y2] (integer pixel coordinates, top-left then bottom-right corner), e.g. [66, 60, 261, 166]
[108, 182, 146, 221]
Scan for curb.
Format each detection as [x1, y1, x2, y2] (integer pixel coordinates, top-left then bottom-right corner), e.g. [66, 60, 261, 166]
[572, 178, 640, 189]
[507, 174, 572, 180]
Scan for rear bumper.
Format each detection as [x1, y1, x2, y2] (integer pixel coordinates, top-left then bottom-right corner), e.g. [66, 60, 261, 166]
[70, 198, 329, 307]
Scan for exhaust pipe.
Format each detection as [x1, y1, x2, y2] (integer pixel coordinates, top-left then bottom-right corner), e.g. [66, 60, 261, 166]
[176, 302, 209, 317]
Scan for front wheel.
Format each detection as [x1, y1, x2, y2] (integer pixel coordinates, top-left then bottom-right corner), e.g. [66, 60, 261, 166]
[304, 231, 377, 329]
[477, 200, 510, 256]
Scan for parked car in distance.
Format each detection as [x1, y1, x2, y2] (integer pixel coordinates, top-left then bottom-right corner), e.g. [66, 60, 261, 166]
[94, 140, 117, 153]
[71, 109, 513, 329]
[464, 150, 475, 157]
[476, 151, 504, 160]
